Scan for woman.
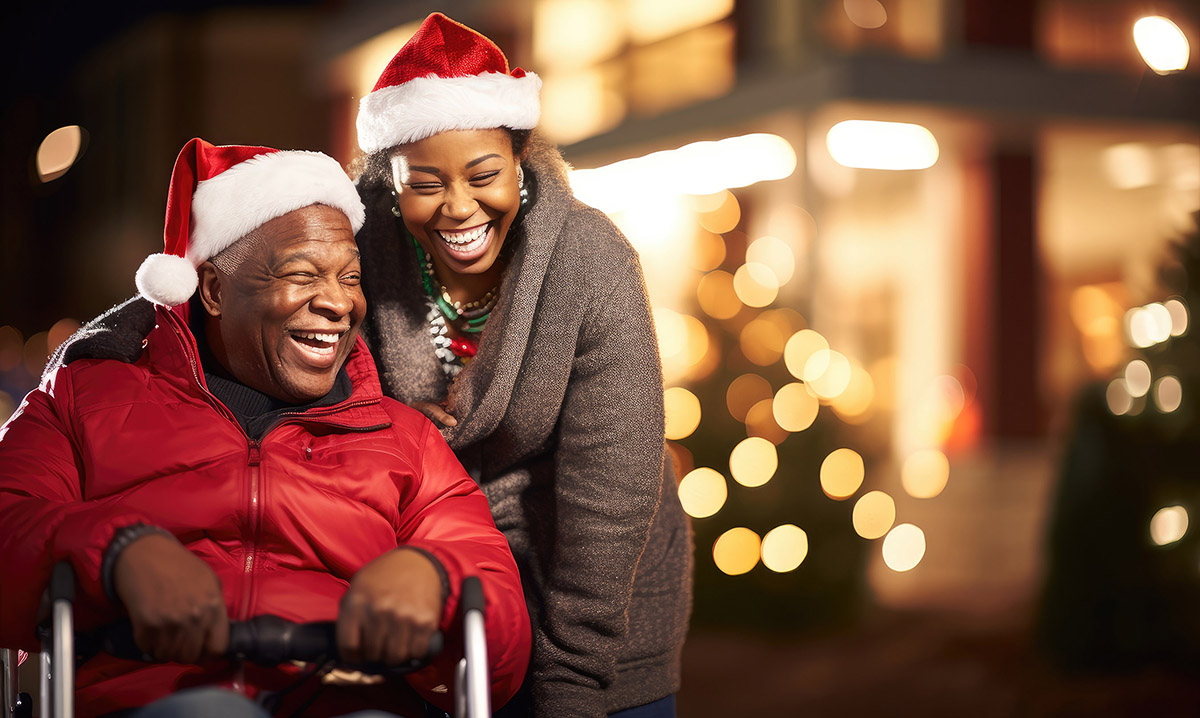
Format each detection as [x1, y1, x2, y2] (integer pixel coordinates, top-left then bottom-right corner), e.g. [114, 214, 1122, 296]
[57, 13, 691, 717]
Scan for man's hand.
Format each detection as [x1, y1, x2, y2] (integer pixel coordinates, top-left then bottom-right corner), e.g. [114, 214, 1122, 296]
[112, 532, 229, 663]
[338, 548, 444, 666]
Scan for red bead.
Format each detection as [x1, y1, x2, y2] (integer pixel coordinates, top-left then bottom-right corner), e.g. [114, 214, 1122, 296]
[449, 336, 478, 358]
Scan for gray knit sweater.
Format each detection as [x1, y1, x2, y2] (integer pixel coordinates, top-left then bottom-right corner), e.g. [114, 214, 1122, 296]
[355, 143, 693, 716]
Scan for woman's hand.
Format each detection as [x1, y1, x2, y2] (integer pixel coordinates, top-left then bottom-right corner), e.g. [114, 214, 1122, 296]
[113, 532, 229, 663]
[337, 548, 444, 665]
[412, 401, 458, 427]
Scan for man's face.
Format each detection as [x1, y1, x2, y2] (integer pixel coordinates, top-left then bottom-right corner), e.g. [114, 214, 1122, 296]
[199, 204, 365, 403]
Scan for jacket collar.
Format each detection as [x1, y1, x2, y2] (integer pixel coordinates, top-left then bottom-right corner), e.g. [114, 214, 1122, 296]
[145, 302, 390, 432]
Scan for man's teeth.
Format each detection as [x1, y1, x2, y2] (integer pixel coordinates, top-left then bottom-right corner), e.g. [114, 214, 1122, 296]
[293, 331, 340, 344]
[437, 225, 488, 245]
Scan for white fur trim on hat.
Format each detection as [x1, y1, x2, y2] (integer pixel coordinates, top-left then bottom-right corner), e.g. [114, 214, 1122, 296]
[357, 72, 542, 153]
[136, 252, 198, 307]
[187, 150, 365, 266]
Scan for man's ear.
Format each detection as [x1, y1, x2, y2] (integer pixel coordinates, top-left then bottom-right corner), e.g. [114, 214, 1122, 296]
[197, 262, 223, 317]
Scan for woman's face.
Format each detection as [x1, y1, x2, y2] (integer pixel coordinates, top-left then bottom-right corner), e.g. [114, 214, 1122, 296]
[391, 128, 522, 281]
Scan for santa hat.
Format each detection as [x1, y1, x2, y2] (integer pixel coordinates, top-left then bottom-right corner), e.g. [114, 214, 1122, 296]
[135, 138, 365, 307]
[356, 12, 541, 153]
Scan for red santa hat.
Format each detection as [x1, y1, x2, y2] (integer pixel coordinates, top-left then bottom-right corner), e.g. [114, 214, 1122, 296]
[135, 138, 365, 307]
[356, 12, 541, 153]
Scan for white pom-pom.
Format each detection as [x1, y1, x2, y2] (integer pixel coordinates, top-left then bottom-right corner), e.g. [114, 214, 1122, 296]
[135, 253, 198, 307]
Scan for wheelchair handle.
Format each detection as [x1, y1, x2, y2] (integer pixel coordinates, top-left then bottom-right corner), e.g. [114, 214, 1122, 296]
[95, 616, 442, 675]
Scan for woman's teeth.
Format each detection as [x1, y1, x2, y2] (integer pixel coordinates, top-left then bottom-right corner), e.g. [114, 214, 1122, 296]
[437, 224, 489, 250]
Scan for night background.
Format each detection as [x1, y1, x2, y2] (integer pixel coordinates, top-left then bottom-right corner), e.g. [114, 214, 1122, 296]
[4, 1, 1200, 714]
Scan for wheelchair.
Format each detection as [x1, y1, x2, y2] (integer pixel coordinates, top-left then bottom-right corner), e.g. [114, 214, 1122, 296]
[2, 563, 492, 718]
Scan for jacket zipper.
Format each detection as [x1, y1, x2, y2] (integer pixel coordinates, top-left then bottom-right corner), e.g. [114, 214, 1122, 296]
[241, 441, 262, 621]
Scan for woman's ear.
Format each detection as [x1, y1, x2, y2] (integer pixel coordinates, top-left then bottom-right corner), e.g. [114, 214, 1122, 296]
[197, 262, 223, 317]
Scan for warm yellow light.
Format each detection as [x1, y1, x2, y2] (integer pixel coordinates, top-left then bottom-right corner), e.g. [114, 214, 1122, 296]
[729, 437, 778, 488]
[664, 387, 702, 440]
[726, 373, 773, 422]
[713, 527, 761, 575]
[852, 491, 895, 539]
[784, 329, 829, 381]
[680, 315, 711, 369]
[1165, 298, 1189, 336]
[1101, 143, 1156, 189]
[697, 191, 741, 234]
[692, 230, 727, 271]
[0, 390, 14, 425]
[654, 307, 687, 363]
[1133, 16, 1190, 74]
[1106, 379, 1133, 416]
[1154, 376, 1183, 413]
[826, 120, 939, 170]
[628, 0, 735, 44]
[831, 363, 875, 423]
[534, 0, 625, 69]
[1125, 360, 1152, 398]
[697, 270, 741, 320]
[733, 263, 779, 308]
[746, 399, 790, 445]
[739, 316, 787, 366]
[745, 236, 795, 286]
[47, 318, 81, 357]
[761, 524, 809, 573]
[678, 467, 728, 519]
[804, 350, 852, 399]
[22, 331, 50, 378]
[1150, 505, 1189, 545]
[843, 0, 887, 29]
[882, 524, 926, 572]
[37, 126, 84, 182]
[540, 69, 624, 145]
[772, 382, 819, 433]
[820, 448, 864, 500]
[901, 449, 950, 499]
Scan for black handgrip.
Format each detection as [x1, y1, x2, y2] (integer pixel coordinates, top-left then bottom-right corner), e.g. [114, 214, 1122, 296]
[461, 576, 485, 616]
[49, 562, 75, 604]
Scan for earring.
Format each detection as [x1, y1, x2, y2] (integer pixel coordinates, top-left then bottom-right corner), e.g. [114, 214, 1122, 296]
[390, 188, 402, 218]
[517, 166, 529, 207]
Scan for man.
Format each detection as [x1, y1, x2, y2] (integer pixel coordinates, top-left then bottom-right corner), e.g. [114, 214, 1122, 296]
[0, 139, 530, 717]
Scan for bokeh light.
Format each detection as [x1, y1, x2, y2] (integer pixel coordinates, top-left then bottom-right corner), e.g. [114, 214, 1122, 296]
[831, 362, 875, 423]
[733, 262, 779, 308]
[48, 318, 81, 356]
[901, 449, 951, 499]
[1150, 505, 1189, 546]
[820, 448, 864, 500]
[772, 382, 819, 433]
[761, 524, 809, 573]
[804, 349, 852, 399]
[713, 527, 761, 575]
[0, 326, 24, 373]
[1165, 298, 1189, 336]
[843, 0, 886, 29]
[664, 387, 702, 440]
[691, 229, 727, 272]
[1133, 16, 1190, 74]
[727, 373, 773, 422]
[37, 126, 85, 182]
[739, 316, 787, 366]
[882, 524, 926, 572]
[1154, 376, 1183, 413]
[1107, 378, 1133, 415]
[745, 398, 790, 445]
[697, 270, 741, 320]
[784, 329, 830, 381]
[697, 191, 741, 234]
[0, 391, 14, 424]
[852, 491, 895, 539]
[729, 436, 778, 488]
[1125, 359, 1152, 398]
[22, 332, 49, 378]
[826, 120, 939, 170]
[678, 467, 728, 519]
[745, 236, 795, 285]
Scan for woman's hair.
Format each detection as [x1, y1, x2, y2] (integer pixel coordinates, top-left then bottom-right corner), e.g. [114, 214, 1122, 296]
[351, 127, 533, 190]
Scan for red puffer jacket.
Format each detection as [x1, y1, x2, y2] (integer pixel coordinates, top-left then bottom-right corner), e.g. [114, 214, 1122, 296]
[0, 305, 530, 716]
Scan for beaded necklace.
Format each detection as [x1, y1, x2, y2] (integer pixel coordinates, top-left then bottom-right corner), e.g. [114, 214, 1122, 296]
[412, 236, 498, 377]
